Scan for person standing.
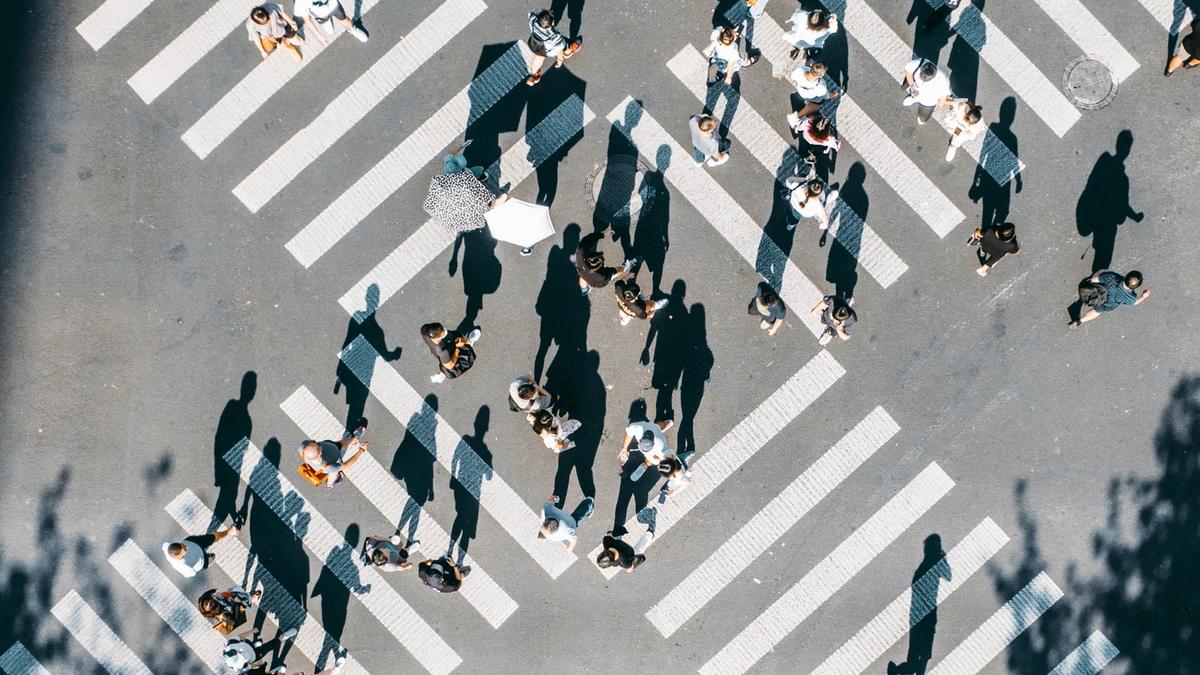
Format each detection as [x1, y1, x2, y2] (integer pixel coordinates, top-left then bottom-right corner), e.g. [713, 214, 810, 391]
[298, 434, 368, 490]
[508, 374, 553, 413]
[788, 111, 840, 157]
[293, 0, 368, 44]
[944, 99, 984, 161]
[901, 58, 953, 125]
[689, 114, 729, 167]
[246, 5, 304, 61]
[1070, 270, 1151, 327]
[782, 6, 839, 60]
[538, 496, 595, 552]
[418, 555, 471, 593]
[748, 282, 787, 335]
[163, 523, 239, 578]
[421, 322, 481, 383]
[656, 453, 695, 502]
[576, 231, 637, 295]
[528, 409, 582, 453]
[968, 222, 1020, 276]
[786, 60, 839, 118]
[619, 419, 673, 481]
[811, 295, 857, 345]
[361, 534, 418, 572]
[1165, 16, 1200, 75]
[525, 9, 582, 86]
[703, 27, 743, 87]
[784, 174, 836, 231]
[615, 273, 668, 326]
[596, 531, 646, 572]
[199, 587, 261, 635]
[222, 628, 298, 674]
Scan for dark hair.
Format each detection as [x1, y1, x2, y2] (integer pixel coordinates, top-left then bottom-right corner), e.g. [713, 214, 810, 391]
[517, 383, 537, 400]
[833, 305, 851, 321]
[996, 223, 1016, 240]
[718, 27, 737, 44]
[250, 6, 270, 23]
[198, 592, 221, 617]
[806, 181, 824, 198]
[808, 61, 828, 77]
[596, 549, 617, 568]
[371, 549, 389, 566]
[658, 456, 683, 477]
[808, 9, 830, 30]
[542, 518, 559, 534]
[964, 103, 983, 124]
[808, 113, 832, 140]
[918, 62, 938, 82]
[759, 286, 778, 306]
[167, 542, 186, 557]
[583, 252, 604, 271]
[1125, 270, 1143, 288]
[536, 10, 555, 28]
[420, 323, 445, 339]
[629, 554, 647, 570]
[620, 283, 640, 302]
[531, 410, 555, 434]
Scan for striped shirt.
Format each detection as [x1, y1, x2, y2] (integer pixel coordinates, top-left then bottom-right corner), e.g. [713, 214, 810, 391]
[1097, 272, 1138, 311]
[528, 12, 565, 52]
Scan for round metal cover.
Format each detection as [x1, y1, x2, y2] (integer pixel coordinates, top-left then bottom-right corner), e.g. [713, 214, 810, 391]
[1063, 56, 1116, 110]
[586, 154, 656, 224]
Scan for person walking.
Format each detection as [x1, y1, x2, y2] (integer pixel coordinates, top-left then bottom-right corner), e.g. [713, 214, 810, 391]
[748, 282, 787, 335]
[293, 0, 368, 44]
[703, 27, 743, 87]
[944, 99, 984, 161]
[246, 5, 304, 61]
[222, 628, 298, 674]
[596, 531, 646, 572]
[421, 322, 481, 383]
[811, 295, 857, 345]
[968, 222, 1020, 276]
[199, 586, 261, 635]
[538, 496, 595, 552]
[618, 419, 673, 481]
[1070, 270, 1151, 327]
[576, 231, 637, 295]
[786, 60, 839, 118]
[528, 409, 582, 453]
[525, 9, 582, 86]
[418, 555, 471, 593]
[788, 111, 840, 157]
[615, 271, 668, 326]
[782, 6, 839, 60]
[689, 114, 729, 167]
[361, 534, 418, 572]
[1165, 16, 1200, 75]
[442, 139, 485, 180]
[656, 453, 695, 502]
[901, 58, 953, 125]
[298, 428, 368, 490]
[740, 0, 770, 66]
[783, 172, 836, 231]
[508, 374, 553, 413]
[163, 523, 239, 578]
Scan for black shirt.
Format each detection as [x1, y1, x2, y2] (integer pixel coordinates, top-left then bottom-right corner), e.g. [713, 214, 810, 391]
[601, 535, 638, 569]
[614, 279, 648, 318]
[748, 296, 787, 322]
[980, 231, 1019, 259]
[418, 558, 462, 593]
[576, 232, 617, 288]
[423, 330, 460, 366]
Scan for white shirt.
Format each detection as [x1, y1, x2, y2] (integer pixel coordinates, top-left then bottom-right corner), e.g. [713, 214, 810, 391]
[904, 58, 952, 106]
[540, 501, 578, 541]
[707, 30, 742, 72]
[162, 540, 204, 577]
[789, 64, 830, 101]
[625, 422, 667, 463]
[783, 9, 839, 48]
[293, 0, 343, 20]
[787, 181, 828, 221]
[950, 101, 985, 141]
[245, 3, 290, 41]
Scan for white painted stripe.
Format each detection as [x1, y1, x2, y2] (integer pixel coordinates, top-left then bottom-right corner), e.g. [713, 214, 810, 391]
[1049, 631, 1120, 675]
[280, 386, 519, 628]
[1134, 0, 1196, 33]
[181, 0, 387, 158]
[127, 0, 256, 104]
[607, 98, 826, 335]
[700, 463, 955, 675]
[0, 642, 50, 675]
[590, 350, 845, 579]
[666, 46, 914, 278]
[165, 490, 369, 675]
[1028, 0, 1139, 82]
[647, 407, 899, 637]
[225, 439, 462, 674]
[51, 591, 152, 675]
[279, 41, 533, 265]
[929, 571, 1065, 674]
[338, 337, 577, 578]
[340, 94, 595, 316]
[107, 540, 226, 672]
[813, 518, 1010, 675]
[76, 0, 156, 50]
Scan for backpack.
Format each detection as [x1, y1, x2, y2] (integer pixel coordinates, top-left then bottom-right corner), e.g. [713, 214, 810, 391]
[1078, 278, 1108, 308]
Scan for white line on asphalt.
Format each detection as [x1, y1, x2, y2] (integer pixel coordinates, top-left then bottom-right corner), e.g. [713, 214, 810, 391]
[280, 386, 519, 628]
[646, 407, 898, 637]
[338, 337, 577, 578]
[1048, 630, 1121, 675]
[127, 0, 257, 104]
[1134, 0, 1196, 33]
[340, 94, 595, 317]
[165, 490, 369, 675]
[1028, 0, 1139, 82]
[606, 97, 827, 335]
[232, 0, 487, 208]
[812, 518, 1010, 675]
[76, 0, 156, 51]
[225, 439, 462, 674]
[699, 462, 955, 675]
[51, 590, 153, 675]
[0, 642, 50, 675]
[590, 349, 846, 579]
[929, 571, 1064, 674]
[108, 540, 226, 672]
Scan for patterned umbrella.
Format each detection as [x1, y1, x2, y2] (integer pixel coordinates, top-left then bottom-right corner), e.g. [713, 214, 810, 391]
[423, 171, 493, 234]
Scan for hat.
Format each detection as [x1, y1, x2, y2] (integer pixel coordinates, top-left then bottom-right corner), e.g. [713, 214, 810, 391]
[638, 430, 657, 452]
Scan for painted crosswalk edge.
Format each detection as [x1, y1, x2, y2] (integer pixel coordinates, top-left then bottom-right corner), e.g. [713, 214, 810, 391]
[52, 590, 153, 675]
[1048, 630, 1120, 675]
[76, 0, 156, 50]
[0, 641, 50, 675]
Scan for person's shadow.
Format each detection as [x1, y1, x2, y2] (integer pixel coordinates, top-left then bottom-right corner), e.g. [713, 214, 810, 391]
[447, 407, 494, 563]
[550, 0, 585, 39]
[525, 64, 587, 207]
[633, 145, 672, 296]
[703, 73, 741, 142]
[906, 0, 955, 64]
[969, 96, 1021, 229]
[211, 371, 255, 531]
[313, 523, 369, 669]
[826, 162, 867, 302]
[678, 303, 713, 457]
[336, 284, 402, 431]
[449, 229, 501, 332]
[640, 280, 689, 422]
[533, 223, 588, 381]
[947, 0, 984, 103]
[756, 148, 803, 291]
[889, 534, 953, 675]
[464, 43, 529, 179]
[611, 399, 662, 536]
[594, 100, 644, 256]
[547, 349, 605, 506]
[392, 395, 440, 541]
[1076, 130, 1143, 273]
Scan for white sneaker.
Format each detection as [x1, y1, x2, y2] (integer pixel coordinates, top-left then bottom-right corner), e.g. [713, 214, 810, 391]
[976, 266, 989, 276]
[430, 373, 446, 384]
[945, 145, 957, 161]
[652, 298, 669, 311]
[786, 221, 797, 231]
[333, 654, 347, 674]
[467, 327, 481, 343]
[280, 628, 298, 640]
[818, 332, 833, 345]
[619, 314, 633, 326]
[917, 115, 926, 125]
[348, 24, 369, 42]
[902, 95, 916, 107]
[706, 153, 730, 167]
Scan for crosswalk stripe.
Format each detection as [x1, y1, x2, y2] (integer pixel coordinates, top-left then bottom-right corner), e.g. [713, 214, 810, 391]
[0, 642, 50, 675]
[1028, 0, 1139, 82]
[165, 490, 369, 675]
[590, 349, 845, 579]
[606, 97, 827, 336]
[339, 93, 594, 317]
[646, 407, 899, 637]
[181, 0, 387, 158]
[75, 0, 156, 51]
[51, 591, 152, 675]
[812, 518, 1009, 675]
[127, 0, 256, 104]
[225, 439, 463, 674]
[929, 571, 1064, 674]
[233, 0, 488, 210]
[1134, 0, 1196, 33]
[699, 462, 955, 675]
[338, 336, 577, 578]
[107, 540, 227, 671]
[280, 386, 519, 628]
[1048, 630, 1120, 675]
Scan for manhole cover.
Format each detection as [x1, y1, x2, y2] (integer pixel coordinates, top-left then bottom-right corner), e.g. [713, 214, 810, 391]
[1063, 56, 1116, 110]
[586, 154, 656, 224]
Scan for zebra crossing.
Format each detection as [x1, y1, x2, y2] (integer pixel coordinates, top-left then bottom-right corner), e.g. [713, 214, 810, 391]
[51, 591, 153, 675]
[0, 642, 49, 675]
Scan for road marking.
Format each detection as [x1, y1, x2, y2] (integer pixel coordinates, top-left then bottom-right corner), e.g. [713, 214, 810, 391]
[233, 0, 488, 209]
[1049, 631, 1120, 675]
[590, 350, 845, 579]
[225, 439, 463, 675]
[76, 0, 156, 50]
[340, 94, 593, 317]
[812, 518, 1009, 675]
[699, 462, 955, 675]
[1134, 0, 1196, 33]
[108, 540, 226, 672]
[1028, 0, 1139, 82]
[0, 642, 50, 675]
[646, 407, 898, 637]
[280, 386, 519, 628]
[165, 490, 368, 675]
[339, 337, 577, 578]
[607, 97, 827, 335]
[929, 571, 1064, 674]
[52, 591, 151, 675]
[127, 0, 257, 104]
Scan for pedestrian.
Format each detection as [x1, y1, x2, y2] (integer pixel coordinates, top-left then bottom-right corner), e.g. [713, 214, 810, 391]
[163, 522, 239, 578]
[740, 0, 769, 66]
[618, 419, 674, 481]
[901, 58, 953, 125]
[968, 222, 1020, 276]
[361, 534, 418, 572]
[786, 60, 840, 118]
[298, 427, 368, 490]
[508, 374, 553, 413]
[199, 586, 261, 635]
[596, 531, 646, 572]
[418, 555, 471, 593]
[222, 628, 297, 674]
[1070, 270, 1150, 327]
[615, 272, 669, 326]
[788, 111, 840, 157]
[1165, 17, 1200, 76]
[421, 322, 481, 383]
[811, 295, 857, 345]
[782, 6, 839, 60]
[293, 0, 368, 44]
[538, 496, 595, 552]
[528, 409, 582, 453]
[442, 138, 485, 180]
[246, 4, 303, 62]
[689, 114, 729, 167]
[703, 26, 743, 87]
[748, 282, 787, 335]
[525, 9, 582, 86]
[944, 99, 984, 161]
[783, 172, 836, 232]
[576, 231, 638, 295]
[656, 453, 695, 501]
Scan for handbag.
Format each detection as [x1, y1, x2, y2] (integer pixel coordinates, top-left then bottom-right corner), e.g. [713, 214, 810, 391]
[298, 462, 328, 487]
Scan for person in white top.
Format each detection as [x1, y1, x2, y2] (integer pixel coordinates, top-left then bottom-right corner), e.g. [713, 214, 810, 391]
[528, 409, 582, 452]
[246, 4, 303, 62]
[782, 7, 838, 60]
[538, 496, 594, 552]
[901, 58, 953, 124]
[221, 629, 297, 674]
[788, 111, 840, 156]
[656, 452, 695, 501]
[787, 60, 839, 118]
[162, 524, 238, 578]
[784, 172, 837, 231]
[619, 419, 674, 480]
[703, 27, 743, 86]
[508, 374, 553, 413]
[293, 0, 368, 44]
[944, 99, 984, 161]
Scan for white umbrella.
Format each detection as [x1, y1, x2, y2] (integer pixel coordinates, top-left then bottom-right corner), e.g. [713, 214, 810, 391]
[484, 198, 555, 251]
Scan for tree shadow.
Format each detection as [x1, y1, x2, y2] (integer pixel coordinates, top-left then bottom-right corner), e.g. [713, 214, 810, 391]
[641, 280, 689, 422]
[525, 63, 587, 206]
[611, 400, 661, 536]
[312, 524, 367, 669]
[392, 396, 440, 541]
[633, 146, 672, 296]
[533, 223, 588, 382]
[336, 284, 401, 431]
[1075, 130, 1143, 273]
[968, 96, 1021, 229]
[547, 350, 605, 505]
[678, 303, 713, 457]
[826, 161, 866, 301]
[906, 0, 955, 64]
[888, 534, 952, 675]
[449, 229, 501, 333]
[593, 100, 643, 256]
[448, 407, 493, 563]
[550, 0, 585, 39]
[211, 371, 256, 531]
[947, 0, 984, 103]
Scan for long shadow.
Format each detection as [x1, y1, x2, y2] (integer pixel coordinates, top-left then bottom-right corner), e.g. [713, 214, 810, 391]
[593, 101, 643, 256]
[392, 396, 440, 541]
[756, 148, 803, 291]
[611, 400, 662, 536]
[969, 96, 1021, 229]
[827, 162, 866, 301]
[550, 0, 586, 38]
[704, 77, 742, 143]
[525, 60, 587, 207]
[336, 284, 401, 430]
[449, 230, 501, 333]
[211, 372, 256, 531]
[712, 0, 743, 28]
[1075, 130, 1143, 273]
[906, 0, 955, 64]
[547, 350, 605, 505]
[888, 534, 952, 675]
[946, 0, 983, 102]
[633, 146, 672, 296]
[312, 524, 368, 669]
[678, 303, 713, 457]
[533, 224, 588, 382]
[463, 43, 529, 178]
[448, 407, 493, 563]
[641, 280, 689, 422]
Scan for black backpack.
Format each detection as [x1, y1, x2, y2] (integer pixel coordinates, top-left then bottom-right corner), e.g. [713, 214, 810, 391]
[1078, 278, 1108, 308]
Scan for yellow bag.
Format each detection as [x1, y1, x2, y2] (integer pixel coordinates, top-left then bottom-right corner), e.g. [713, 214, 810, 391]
[298, 462, 328, 487]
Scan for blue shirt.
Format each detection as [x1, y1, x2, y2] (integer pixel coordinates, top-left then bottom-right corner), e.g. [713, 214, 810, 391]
[1097, 272, 1137, 311]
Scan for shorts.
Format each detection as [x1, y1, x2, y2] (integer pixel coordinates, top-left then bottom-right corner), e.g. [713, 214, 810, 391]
[185, 533, 216, 549]
[308, 2, 348, 24]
